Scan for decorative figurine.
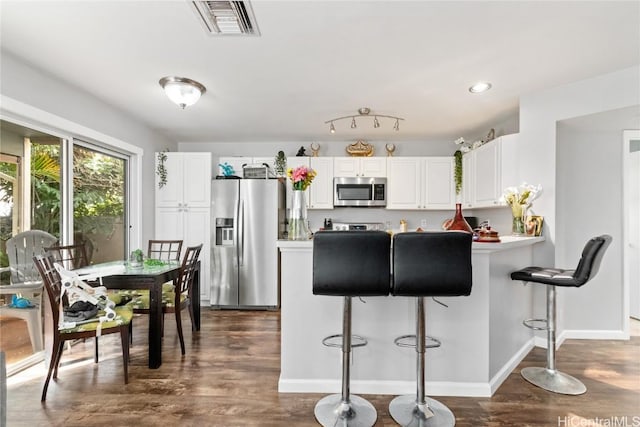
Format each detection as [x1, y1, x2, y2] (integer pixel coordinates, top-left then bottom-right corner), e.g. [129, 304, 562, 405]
[385, 143, 396, 156]
[219, 162, 235, 177]
[296, 146, 307, 157]
[310, 142, 320, 157]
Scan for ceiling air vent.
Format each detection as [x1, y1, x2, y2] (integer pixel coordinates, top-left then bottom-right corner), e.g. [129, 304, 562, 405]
[192, 1, 260, 36]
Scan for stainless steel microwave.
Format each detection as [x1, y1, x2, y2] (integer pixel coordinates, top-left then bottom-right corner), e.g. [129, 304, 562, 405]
[334, 177, 387, 207]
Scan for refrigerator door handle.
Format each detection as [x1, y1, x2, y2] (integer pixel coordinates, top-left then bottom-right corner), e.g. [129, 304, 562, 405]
[238, 199, 245, 267]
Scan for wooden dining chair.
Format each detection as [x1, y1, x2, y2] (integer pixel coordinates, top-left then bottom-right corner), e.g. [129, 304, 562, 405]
[128, 244, 202, 355]
[147, 240, 183, 262]
[33, 255, 133, 401]
[45, 242, 90, 270]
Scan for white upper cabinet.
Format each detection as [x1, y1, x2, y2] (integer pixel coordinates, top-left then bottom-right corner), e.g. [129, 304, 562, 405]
[462, 134, 519, 208]
[333, 157, 387, 177]
[423, 157, 456, 209]
[308, 157, 334, 209]
[386, 157, 422, 209]
[156, 152, 212, 208]
[386, 157, 454, 210]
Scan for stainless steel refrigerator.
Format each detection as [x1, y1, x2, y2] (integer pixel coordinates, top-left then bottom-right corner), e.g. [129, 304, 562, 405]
[211, 179, 284, 308]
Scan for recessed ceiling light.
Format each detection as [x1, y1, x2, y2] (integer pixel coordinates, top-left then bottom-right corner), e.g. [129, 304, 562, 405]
[469, 82, 492, 93]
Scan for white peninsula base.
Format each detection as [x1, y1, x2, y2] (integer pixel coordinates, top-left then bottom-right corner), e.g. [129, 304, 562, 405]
[277, 236, 544, 397]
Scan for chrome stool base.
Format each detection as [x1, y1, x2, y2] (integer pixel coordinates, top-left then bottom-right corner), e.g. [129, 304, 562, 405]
[521, 367, 586, 395]
[314, 394, 377, 427]
[389, 395, 455, 427]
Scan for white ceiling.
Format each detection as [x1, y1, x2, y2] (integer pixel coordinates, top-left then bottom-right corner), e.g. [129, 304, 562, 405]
[1, 1, 639, 144]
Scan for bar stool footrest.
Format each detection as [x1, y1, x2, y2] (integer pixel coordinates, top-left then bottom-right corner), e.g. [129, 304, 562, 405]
[322, 334, 368, 348]
[394, 334, 442, 349]
[523, 318, 548, 331]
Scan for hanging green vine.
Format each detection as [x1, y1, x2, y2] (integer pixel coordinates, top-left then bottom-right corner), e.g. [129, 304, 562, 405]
[454, 150, 463, 195]
[156, 150, 168, 188]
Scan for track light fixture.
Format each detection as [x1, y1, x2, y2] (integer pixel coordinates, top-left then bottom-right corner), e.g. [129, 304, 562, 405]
[324, 107, 405, 133]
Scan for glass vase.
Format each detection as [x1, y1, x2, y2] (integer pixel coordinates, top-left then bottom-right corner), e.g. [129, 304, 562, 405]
[288, 190, 310, 240]
[511, 203, 529, 236]
[445, 203, 473, 233]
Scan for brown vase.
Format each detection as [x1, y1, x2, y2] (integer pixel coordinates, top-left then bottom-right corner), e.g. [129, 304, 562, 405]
[445, 203, 473, 233]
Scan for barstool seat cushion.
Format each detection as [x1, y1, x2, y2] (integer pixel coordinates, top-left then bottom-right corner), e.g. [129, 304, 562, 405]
[392, 231, 472, 297]
[313, 231, 391, 297]
[510, 235, 612, 287]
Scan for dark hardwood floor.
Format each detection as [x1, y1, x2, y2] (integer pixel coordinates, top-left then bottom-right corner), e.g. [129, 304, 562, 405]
[6, 310, 640, 426]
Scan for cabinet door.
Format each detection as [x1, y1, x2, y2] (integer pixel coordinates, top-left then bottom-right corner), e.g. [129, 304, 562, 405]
[218, 156, 251, 177]
[360, 157, 387, 177]
[183, 153, 211, 207]
[423, 157, 455, 209]
[473, 140, 501, 207]
[285, 157, 310, 209]
[183, 207, 211, 299]
[155, 207, 183, 239]
[156, 153, 184, 207]
[462, 153, 474, 208]
[309, 157, 334, 209]
[386, 158, 421, 209]
[333, 157, 359, 177]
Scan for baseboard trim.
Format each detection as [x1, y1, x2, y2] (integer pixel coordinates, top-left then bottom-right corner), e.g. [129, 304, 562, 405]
[489, 338, 535, 395]
[563, 329, 629, 340]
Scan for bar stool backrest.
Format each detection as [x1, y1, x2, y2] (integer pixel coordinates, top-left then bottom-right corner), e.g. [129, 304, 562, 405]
[392, 231, 472, 297]
[312, 231, 391, 297]
[572, 234, 612, 286]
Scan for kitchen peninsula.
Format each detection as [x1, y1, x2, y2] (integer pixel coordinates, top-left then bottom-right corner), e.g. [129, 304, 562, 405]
[277, 235, 544, 397]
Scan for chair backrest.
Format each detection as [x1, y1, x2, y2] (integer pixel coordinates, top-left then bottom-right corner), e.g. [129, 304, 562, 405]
[148, 240, 183, 262]
[176, 244, 202, 298]
[312, 231, 391, 297]
[32, 255, 65, 330]
[6, 230, 57, 284]
[392, 231, 473, 297]
[45, 243, 89, 270]
[572, 234, 612, 286]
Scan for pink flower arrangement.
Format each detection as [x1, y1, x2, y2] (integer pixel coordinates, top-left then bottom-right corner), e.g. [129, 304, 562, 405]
[287, 165, 316, 191]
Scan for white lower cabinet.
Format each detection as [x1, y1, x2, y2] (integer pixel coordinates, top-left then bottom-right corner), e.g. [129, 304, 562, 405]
[155, 207, 210, 299]
[386, 157, 455, 210]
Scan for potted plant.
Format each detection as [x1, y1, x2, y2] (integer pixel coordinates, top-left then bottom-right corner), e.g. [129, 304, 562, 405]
[129, 249, 144, 268]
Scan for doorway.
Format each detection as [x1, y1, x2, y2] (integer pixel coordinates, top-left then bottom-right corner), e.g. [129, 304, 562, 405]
[0, 119, 131, 373]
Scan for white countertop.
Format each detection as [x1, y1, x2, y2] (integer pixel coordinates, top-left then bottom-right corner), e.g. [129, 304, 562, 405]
[277, 235, 544, 253]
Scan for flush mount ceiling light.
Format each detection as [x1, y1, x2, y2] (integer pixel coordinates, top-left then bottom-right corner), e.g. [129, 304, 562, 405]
[325, 107, 405, 134]
[159, 76, 206, 109]
[469, 81, 492, 93]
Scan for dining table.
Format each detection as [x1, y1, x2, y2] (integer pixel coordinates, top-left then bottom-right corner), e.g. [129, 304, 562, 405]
[74, 260, 201, 369]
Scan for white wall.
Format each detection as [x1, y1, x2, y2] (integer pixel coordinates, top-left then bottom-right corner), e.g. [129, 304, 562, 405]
[518, 66, 640, 337]
[0, 51, 176, 244]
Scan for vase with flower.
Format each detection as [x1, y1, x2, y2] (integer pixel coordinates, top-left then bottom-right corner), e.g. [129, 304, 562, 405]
[503, 183, 543, 236]
[287, 165, 317, 240]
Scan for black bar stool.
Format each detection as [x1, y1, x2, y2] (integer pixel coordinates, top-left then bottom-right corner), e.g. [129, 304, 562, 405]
[390, 231, 472, 427]
[312, 230, 391, 427]
[510, 234, 611, 395]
